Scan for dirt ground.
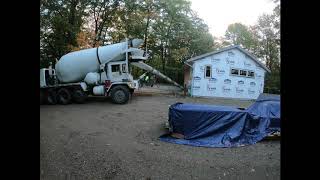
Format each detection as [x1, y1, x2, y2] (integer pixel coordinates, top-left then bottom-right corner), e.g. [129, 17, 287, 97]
[40, 94, 280, 180]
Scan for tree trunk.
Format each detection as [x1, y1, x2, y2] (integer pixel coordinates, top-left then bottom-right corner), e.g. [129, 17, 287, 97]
[143, 7, 151, 52]
[265, 39, 271, 70]
[68, 0, 79, 46]
[161, 42, 165, 72]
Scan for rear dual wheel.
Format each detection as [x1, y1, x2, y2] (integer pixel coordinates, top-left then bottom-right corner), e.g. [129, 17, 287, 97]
[51, 88, 87, 105]
[47, 89, 58, 105]
[57, 88, 72, 105]
[42, 88, 87, 105]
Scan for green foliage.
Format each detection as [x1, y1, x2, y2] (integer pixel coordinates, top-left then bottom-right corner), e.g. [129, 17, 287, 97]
[225, 23, 258, 53]
[40, 0, 280, 92]
[252, 8, 280, 93]
[218, 1, 280, 93]
[40, 0, 90, 67]
[40, 0, 215, 83]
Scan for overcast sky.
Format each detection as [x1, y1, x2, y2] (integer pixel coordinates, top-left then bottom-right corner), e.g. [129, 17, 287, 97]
[190, 0, 277, 38]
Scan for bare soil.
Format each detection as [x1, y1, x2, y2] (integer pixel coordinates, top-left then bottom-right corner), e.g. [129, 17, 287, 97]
[40, 94, 280, 180]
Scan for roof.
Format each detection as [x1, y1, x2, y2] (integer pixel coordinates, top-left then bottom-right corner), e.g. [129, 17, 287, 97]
[185, 45, 271, 73]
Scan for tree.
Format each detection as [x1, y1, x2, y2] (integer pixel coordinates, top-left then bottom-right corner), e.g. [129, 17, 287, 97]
[149, 0, 214, 72]
[84, 0, 122, 47]
[251, 1, 280, 93]
[224, 23, 259, 53]
[40, 0, 90, 67]
[251, 13, 279, 72]
[40, 0, 216, 85]
[221, 0, 280, 93]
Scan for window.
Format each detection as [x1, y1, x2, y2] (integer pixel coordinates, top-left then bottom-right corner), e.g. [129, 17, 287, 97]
[232, 69, 253, 78]
[231, 68, 239, 75]
[111, 64, 120, 72]
[240, 70, 247, 76]
[205, 65, 211, 78]
[248, 71, 255, 77]
[122, 64, 126, 73]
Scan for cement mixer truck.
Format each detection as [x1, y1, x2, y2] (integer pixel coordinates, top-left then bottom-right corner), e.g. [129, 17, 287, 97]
[40, 38, 183, 105]
[40, 39, 149, 105]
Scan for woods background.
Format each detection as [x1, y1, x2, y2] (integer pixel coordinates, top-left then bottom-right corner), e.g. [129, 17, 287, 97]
[40, 0, 280, 93]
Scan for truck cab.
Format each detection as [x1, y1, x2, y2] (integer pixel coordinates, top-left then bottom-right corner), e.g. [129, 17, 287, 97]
[107, 61, 132, 82]
[40, 68, 57, 87]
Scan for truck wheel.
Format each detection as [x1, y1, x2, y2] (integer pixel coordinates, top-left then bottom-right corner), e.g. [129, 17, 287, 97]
[47, 90, 57, 105]
[72, 89, 87, 104]
[110, 85, 130, 104]
[57, 88, 72, 105]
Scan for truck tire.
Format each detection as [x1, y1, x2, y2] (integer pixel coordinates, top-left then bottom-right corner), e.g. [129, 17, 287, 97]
[57, 88, 72, 105]
[72, 89, 87, 104]
[110, 85, 130, 104]
[47, 90, 57, 105]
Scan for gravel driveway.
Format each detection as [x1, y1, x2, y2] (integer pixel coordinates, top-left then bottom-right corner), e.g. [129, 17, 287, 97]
[40, 94, 280, 180]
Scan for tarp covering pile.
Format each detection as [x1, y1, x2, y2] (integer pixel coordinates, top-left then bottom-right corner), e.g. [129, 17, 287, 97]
[159, 94, 280, 147]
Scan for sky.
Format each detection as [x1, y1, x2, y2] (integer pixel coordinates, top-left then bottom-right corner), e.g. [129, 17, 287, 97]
[190, 0, 277, 38]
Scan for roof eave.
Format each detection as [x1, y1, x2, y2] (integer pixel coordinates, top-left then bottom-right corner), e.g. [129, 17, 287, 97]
[185, 45, 271, 73]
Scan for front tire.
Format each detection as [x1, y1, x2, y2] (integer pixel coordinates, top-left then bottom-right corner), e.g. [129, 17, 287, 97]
[110, 85, 130, 104]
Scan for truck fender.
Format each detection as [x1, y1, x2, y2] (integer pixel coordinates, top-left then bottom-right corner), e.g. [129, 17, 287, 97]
[106, 83, 133, 95]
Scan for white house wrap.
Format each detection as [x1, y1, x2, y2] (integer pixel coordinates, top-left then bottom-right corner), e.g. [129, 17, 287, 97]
[184, 45, 270, 100]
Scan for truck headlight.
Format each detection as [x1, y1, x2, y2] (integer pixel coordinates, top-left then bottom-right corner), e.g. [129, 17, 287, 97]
[128, 82, 134, 88]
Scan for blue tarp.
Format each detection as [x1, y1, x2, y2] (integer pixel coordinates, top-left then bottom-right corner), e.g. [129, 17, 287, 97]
[246, 94, 280, 132]
[159, 94, 280, 148]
